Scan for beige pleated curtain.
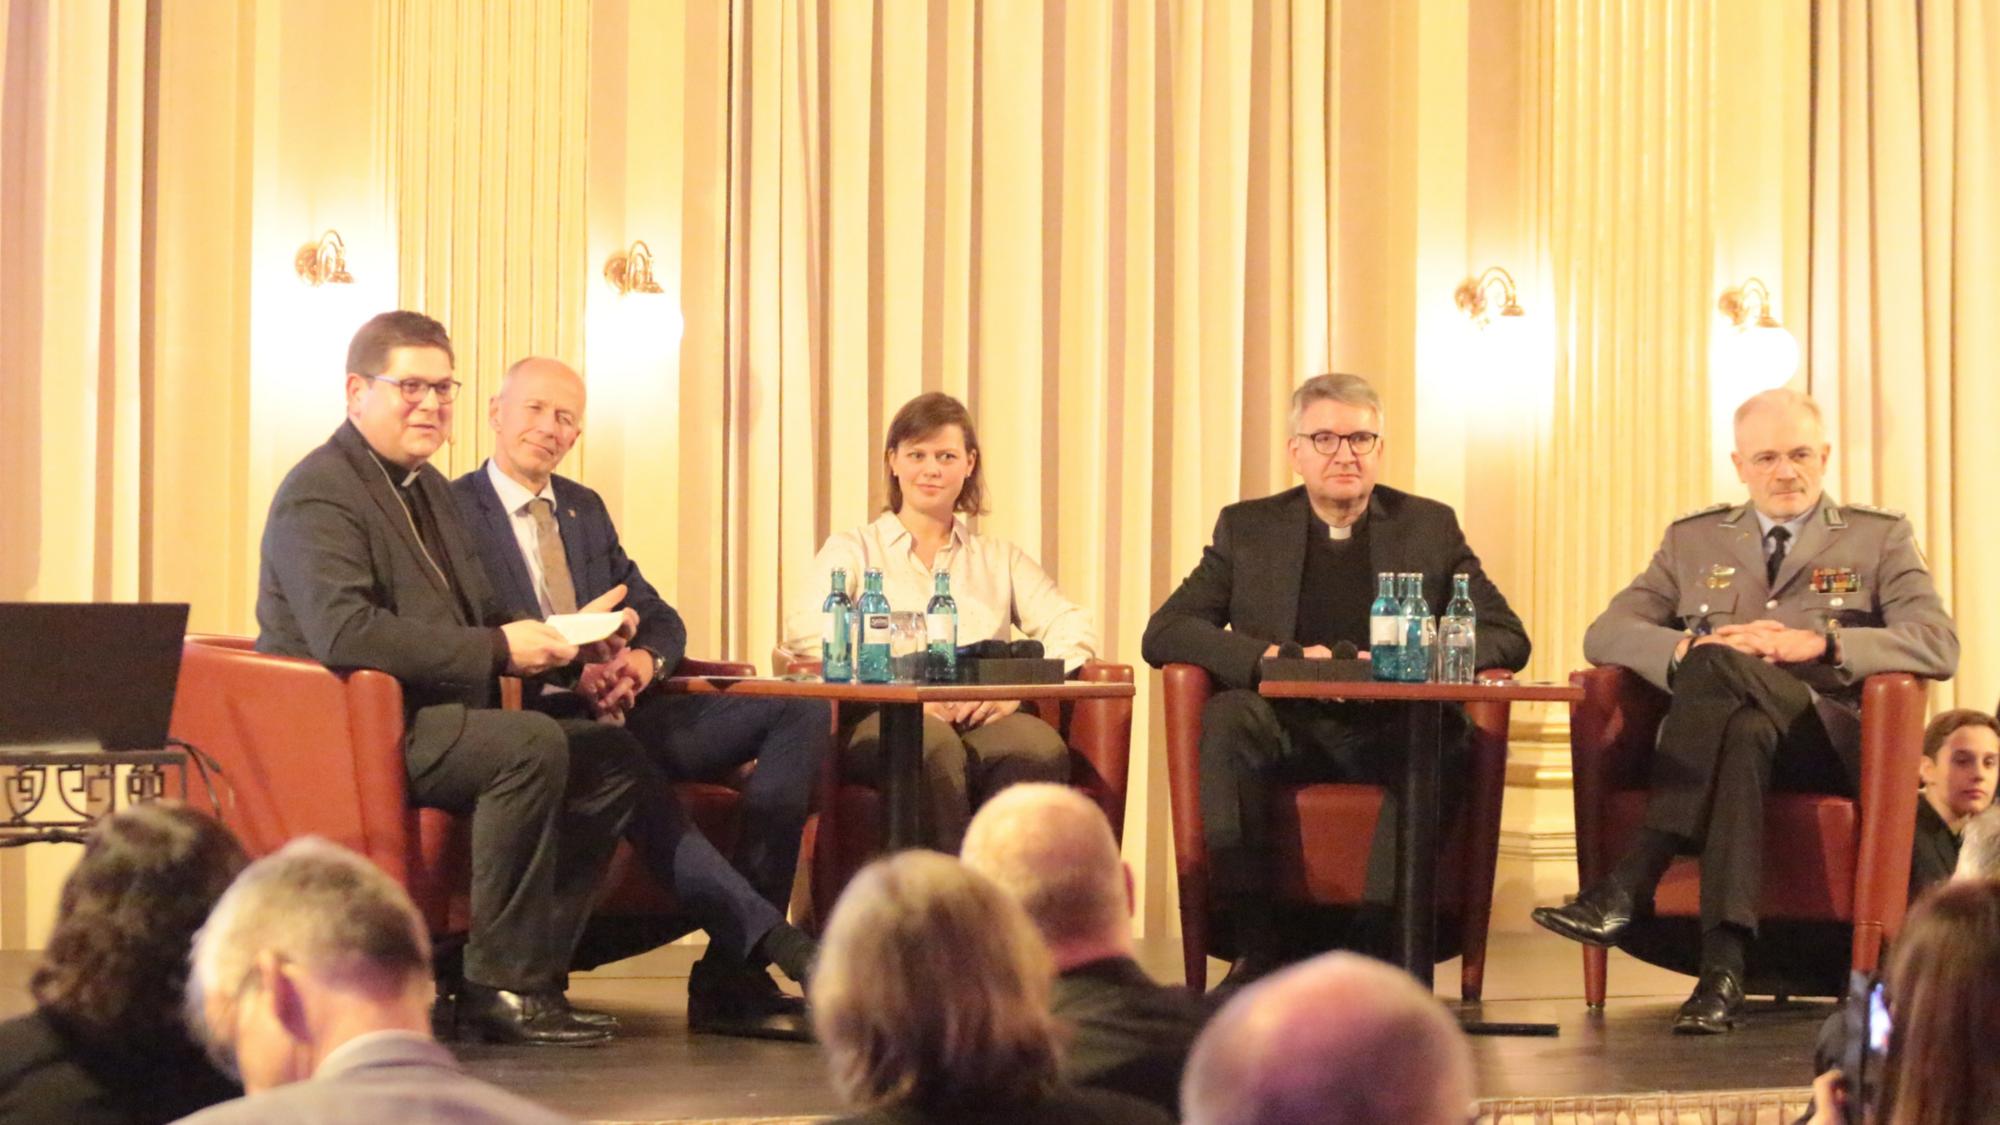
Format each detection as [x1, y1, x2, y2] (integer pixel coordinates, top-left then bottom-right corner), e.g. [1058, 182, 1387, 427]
[1810, 0, 2000, 712]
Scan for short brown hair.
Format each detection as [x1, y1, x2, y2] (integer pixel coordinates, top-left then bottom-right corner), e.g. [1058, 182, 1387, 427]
[346, 310, 454, 376]
[1923, 709, 2000, 760]
[812, 852, 1060, 1114]
[883, 393, 984, 515]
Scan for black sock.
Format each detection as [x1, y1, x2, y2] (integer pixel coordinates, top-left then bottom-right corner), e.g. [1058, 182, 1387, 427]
[1700, 923, 1750, 978]
[1607, 828, 1682, 896]
[753, 922, 817, 985]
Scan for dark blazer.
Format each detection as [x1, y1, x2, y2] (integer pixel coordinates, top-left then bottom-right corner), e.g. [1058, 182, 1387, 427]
[257, 422, 514, 754]
[1142, 484, 1531, 689]
[827, 1085, 1171, 1125]
[449, 464, 687, 675]
[1910, 796, 1962, 901]
[0, 1009, 238, 1125]
[174, 1031, 571, 1125]
[1051, 957, 1207, 1116]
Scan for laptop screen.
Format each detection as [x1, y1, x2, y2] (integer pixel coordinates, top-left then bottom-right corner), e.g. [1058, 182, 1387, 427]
[0, 603, 189, 751]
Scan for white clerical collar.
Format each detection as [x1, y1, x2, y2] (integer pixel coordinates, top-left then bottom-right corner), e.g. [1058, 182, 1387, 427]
[485, 458, 554, 515]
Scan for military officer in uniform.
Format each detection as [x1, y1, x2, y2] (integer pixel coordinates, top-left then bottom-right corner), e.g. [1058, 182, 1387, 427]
[1532, 388, 1958, 1034]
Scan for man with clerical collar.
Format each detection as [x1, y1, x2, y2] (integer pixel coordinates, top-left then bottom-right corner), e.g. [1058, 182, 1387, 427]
[1911, 709, 1999, 900]
[1535, 387, 1960, 1034]
[1142, 372, 1531, 993]
[256, 312, 814, 1046]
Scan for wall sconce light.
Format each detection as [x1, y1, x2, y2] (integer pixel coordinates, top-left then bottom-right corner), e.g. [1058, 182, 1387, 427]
[1454, 266, 1526, 329]
[1715, 276, 1800, 384]
[603, 240, 665, 295]
[294, 230, 355, 287]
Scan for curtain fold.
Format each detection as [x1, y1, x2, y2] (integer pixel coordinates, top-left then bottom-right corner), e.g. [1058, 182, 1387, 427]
[1809, 0, 1999, 711]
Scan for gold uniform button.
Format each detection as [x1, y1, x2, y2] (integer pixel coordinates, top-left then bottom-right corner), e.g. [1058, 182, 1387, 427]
[1765, 599, 1778, 609]
[1699, 604, 1710, 614]
[1831, 597, 1845, 608]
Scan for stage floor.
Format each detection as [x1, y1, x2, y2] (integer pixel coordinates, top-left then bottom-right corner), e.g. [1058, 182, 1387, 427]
[0, 933, 1827, 1123]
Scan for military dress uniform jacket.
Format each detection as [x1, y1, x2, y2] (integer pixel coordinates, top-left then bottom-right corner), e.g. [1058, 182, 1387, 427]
[1583, 497, 1958, 750]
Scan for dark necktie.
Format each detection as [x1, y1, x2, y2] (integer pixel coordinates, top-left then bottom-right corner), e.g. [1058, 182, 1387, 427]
[1765, 526, 1791, 587]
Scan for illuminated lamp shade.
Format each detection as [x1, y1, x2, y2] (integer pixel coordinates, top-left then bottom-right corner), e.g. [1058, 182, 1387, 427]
[1715, 278, 1800, 389]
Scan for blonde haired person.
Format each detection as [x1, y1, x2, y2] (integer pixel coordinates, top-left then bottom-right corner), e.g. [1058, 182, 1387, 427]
[813, 851, 1167, 1125]
[783, 393, 1100, 851]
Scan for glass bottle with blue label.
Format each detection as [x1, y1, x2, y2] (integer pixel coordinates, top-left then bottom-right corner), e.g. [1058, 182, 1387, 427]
[1401, 573, 1431, 683]
[925, 571, 958, 682]
[856, 568, 893, 683]
[1440, 572, 1477, 685]
[821, 568, 854, 682]
[1369, 572, 1402, 681]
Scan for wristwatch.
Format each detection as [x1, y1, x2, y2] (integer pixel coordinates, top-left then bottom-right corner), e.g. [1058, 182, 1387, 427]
[638, 645, 670, 684]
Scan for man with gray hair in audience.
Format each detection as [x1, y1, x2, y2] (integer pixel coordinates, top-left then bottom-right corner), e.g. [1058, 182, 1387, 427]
[177, 837, 572, 1124]
[960, 783, 1208, 1116]
[1180, 951, 1475, 1125]
[1956, 803, 2000, 881]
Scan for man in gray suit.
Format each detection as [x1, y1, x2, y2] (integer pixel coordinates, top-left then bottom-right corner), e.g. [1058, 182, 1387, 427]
[178, 837, 572, 1124]
[1533, 388, 1959, 1033]
[1142, 373, 1531, 991]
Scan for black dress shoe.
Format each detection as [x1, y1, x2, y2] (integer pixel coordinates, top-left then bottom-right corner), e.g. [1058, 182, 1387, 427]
[1206, 949, 1290, 1009]
[1530, 880, 1641, 947]
[1672, 970, 1746, 1035]
[459, 983, 613, 1046]
[687, 958, 812, 1042]
[559, 998, 620, 1031]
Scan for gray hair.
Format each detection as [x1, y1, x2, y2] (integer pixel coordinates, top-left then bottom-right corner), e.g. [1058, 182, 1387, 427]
[1290, 373, 1384, 434]
[185, 838, 430, 1060]
[1732, 386, 1824, 432]
[1183, 952, 1474, 1125]
[961, 784, 1126, 951]
[1959, 806, 2000, 882]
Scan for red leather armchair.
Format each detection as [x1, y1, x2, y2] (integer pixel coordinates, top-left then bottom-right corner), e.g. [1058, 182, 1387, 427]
[1163, 663, 1515, 996]
[1567, 664, 1928, 1005]
[776, 655, 1136, 929]
[168, 635, 758, 950]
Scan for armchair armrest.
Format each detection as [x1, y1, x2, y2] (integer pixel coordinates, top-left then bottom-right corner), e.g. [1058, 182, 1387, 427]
[1162, 663, 1214, 876]
[1851, 671, 1928, 966]
[675, 657, 758, 678]
[1567, 664, 1673, 888]
[1067, 661, 1135, 839]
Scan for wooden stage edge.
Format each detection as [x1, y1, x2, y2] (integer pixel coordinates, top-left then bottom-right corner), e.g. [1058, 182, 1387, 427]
[0, 933, 1821, 1123]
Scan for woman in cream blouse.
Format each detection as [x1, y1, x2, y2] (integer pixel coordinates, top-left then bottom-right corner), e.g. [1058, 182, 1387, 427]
[782, 393, 1099, 852]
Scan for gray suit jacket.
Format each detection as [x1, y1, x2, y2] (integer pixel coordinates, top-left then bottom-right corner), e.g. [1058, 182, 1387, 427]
[1583, 497, 1958, 744]
[172, 1032, 571, 1125]
[1142, 484, 1531, 690]
[257, 422, 519, 760]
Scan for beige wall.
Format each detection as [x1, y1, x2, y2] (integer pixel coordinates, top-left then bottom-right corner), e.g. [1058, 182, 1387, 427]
[1, 0, 1945, 968]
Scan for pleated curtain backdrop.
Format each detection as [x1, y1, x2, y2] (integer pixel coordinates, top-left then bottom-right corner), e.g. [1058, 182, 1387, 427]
[1809, 0, 2000, 712]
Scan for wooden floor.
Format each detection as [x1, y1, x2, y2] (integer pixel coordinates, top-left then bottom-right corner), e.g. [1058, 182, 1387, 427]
[0, 933, 1827, 1123]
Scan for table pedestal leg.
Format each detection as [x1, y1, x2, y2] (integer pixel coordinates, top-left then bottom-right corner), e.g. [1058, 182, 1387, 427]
[880, 703, 925, 851]
[1398, 700, 1441, 987]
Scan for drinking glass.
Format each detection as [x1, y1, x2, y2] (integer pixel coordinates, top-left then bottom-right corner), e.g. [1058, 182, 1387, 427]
[887, 611, 929, 683]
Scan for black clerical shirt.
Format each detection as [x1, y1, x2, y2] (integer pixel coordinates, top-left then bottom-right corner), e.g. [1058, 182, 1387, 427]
[368, 447, 512, 676]
[1294, 512, 1371, 651]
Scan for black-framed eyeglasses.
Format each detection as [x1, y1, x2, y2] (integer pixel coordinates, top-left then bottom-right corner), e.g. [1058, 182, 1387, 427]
[368, 375, 464, 405]
[1295, 429, 1379, 456]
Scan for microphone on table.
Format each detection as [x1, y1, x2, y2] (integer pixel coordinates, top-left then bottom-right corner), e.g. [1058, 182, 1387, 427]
[1331, 641, 1358, 661]
[1276, 642, 1305, 660]
[1009, 640, 1045, 659]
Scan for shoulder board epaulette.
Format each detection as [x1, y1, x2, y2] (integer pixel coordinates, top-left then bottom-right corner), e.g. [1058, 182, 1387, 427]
[1670, 502, 1731, 524]
[1840, 502, 1905, 520]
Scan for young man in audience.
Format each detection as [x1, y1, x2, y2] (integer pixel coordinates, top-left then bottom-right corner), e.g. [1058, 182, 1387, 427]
[1910, 709, 1999, 900]
[1180, 951, 1475, 1125]
[960, 784, 1208, 1116]
[450, 355, 824, 1040]
[178, 837, 572, 1124]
